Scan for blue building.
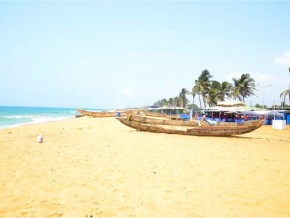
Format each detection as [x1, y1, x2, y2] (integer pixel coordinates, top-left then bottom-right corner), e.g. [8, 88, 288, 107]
[284, 111, 290, 125]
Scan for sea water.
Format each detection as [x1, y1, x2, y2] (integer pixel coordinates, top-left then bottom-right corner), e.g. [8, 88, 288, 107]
[0, 106, 77, 130]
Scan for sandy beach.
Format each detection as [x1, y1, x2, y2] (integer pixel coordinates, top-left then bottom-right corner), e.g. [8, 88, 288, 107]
[0, 117, 290, 217]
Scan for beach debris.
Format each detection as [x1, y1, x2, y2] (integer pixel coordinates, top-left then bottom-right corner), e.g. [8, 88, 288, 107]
[36, 135, 43, 143]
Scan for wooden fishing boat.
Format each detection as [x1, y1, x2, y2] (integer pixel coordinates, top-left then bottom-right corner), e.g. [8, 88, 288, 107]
[128, 114, 198, 126]
[77, 108, 132, 118]
[143, 111, 180, 119]
[116, 117, 264, 136]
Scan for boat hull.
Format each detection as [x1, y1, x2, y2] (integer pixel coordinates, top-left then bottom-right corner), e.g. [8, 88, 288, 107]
[77, 109, 131, 118]
[117, 117, 264, 136]
[128, 115, 198, 126]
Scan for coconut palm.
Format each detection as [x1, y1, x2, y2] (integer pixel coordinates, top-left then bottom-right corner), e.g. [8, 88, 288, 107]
[280, 86, 290, 104]
[207, 81, 233, 106]
[207, 81, 219, 106]
[192, 83, 202, 109]
[168, 98, 174, 106]
[179, 88, 189, 108]
[219, 81, 233, 101]
[154, 98, 168, 106]
[191, 85, 199, 109]
[231, 74, 256, 101]
[194, 69, 213, 108]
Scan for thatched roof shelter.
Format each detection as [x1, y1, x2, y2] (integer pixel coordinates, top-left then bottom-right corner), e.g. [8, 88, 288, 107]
[217, 100, 246, 107]
[205, 101, 249, 113]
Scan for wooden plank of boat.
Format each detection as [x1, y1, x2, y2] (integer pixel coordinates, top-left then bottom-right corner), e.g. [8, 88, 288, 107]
[77, 109, 132, 118]
[144, 111, 180, 119]
[128, 114, 198, 126]
[116, 117, 264, 136]
[129, 114, 259, 127]
[186, 123, 263, 136]
[77, 109, 116, 117]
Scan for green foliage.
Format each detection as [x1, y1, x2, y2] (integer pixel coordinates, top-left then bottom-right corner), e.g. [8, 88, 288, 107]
[153, 70, 258, 109]
[179, 88, 189, 108]
[255, 103, 264, 108]
[153, 88, 189, 108]
[153, 98, 168, 106]
[187, 103, 199, 111]
[206, 80, 232, 106]
[193, 69, 213, 108]
[231, 74, 256, 101]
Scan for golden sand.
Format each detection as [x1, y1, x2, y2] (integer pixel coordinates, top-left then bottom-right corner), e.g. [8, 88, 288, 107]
[0, 117, 290, 217]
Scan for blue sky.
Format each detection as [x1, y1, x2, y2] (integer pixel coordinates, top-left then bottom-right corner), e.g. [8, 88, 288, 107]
[1, 1, 290, 109]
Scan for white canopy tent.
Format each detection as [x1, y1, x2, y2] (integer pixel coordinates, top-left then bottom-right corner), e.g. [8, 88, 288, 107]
[235, 110, 260, 116]
[255, 110, 284, 118]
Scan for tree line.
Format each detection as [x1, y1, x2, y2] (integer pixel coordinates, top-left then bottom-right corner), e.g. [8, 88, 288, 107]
[153, 88, 190, 109]
[154, 69, 256, 109]
[154, 69, 290, 109]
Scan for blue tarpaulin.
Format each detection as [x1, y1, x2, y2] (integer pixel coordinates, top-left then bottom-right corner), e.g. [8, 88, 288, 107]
[179, 114, 190, 120]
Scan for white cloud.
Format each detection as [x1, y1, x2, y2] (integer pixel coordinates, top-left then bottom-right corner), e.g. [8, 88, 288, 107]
[274, 51, 290, 66]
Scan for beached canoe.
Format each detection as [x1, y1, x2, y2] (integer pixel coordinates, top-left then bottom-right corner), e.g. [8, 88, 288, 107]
[127, 114, 198, 126]
[77, 109, 132, 118]
[143, 111, 182, 119]
[117, 117, 264, 136]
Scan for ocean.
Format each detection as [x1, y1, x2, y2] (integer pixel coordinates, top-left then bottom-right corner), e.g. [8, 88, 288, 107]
[0, 106, 78, 130]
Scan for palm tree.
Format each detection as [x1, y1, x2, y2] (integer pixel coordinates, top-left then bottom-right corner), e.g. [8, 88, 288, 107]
[280, 86, 290, 105]
[192, 83, 202, 109]
[207, 81, 220, 106]
[219, 81, 233, 101]
[173, 96, 180, 107]
[231, 74, 256, 101]
[168, 98, 174, 106]
[154, 98, 168, 106]
[207, 81, 233, 106]
[194, 69, 212, 108]
[179, 88, 189, 108]
[191, 85, 199, 109]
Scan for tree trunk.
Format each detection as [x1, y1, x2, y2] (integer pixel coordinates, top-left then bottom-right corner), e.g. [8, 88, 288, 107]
[192, 94, 195, 110]
[198, 94, 202, 109]
[203, 95, 207, 108]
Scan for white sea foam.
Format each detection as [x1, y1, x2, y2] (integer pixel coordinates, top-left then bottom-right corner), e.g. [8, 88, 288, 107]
[0, 116, 74, 130]
[1, 115, 36, 119]
[31, 116, 72, 124]
[0, 106, 79, 131]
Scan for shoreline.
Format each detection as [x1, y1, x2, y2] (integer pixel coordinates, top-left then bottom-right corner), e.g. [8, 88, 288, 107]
[0, 116, 75, 131]
[1, 117, 290, 217]
[0, 106, 77, 131]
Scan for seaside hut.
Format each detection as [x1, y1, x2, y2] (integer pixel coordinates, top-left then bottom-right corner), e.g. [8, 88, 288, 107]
[202, 101, 259, 122]
[147, 106, 187, 115]
[255, 110, 285, 125]
[205, 101, 247, 113]
[255, 110, 284, 117]
[217, 100, 246, 107]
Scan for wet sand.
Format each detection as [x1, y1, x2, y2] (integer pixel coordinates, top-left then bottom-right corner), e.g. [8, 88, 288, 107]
[0, 117, 290, 217]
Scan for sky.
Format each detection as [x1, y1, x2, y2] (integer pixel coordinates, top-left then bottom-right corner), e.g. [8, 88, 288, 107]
[1, 1, 290, 109]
